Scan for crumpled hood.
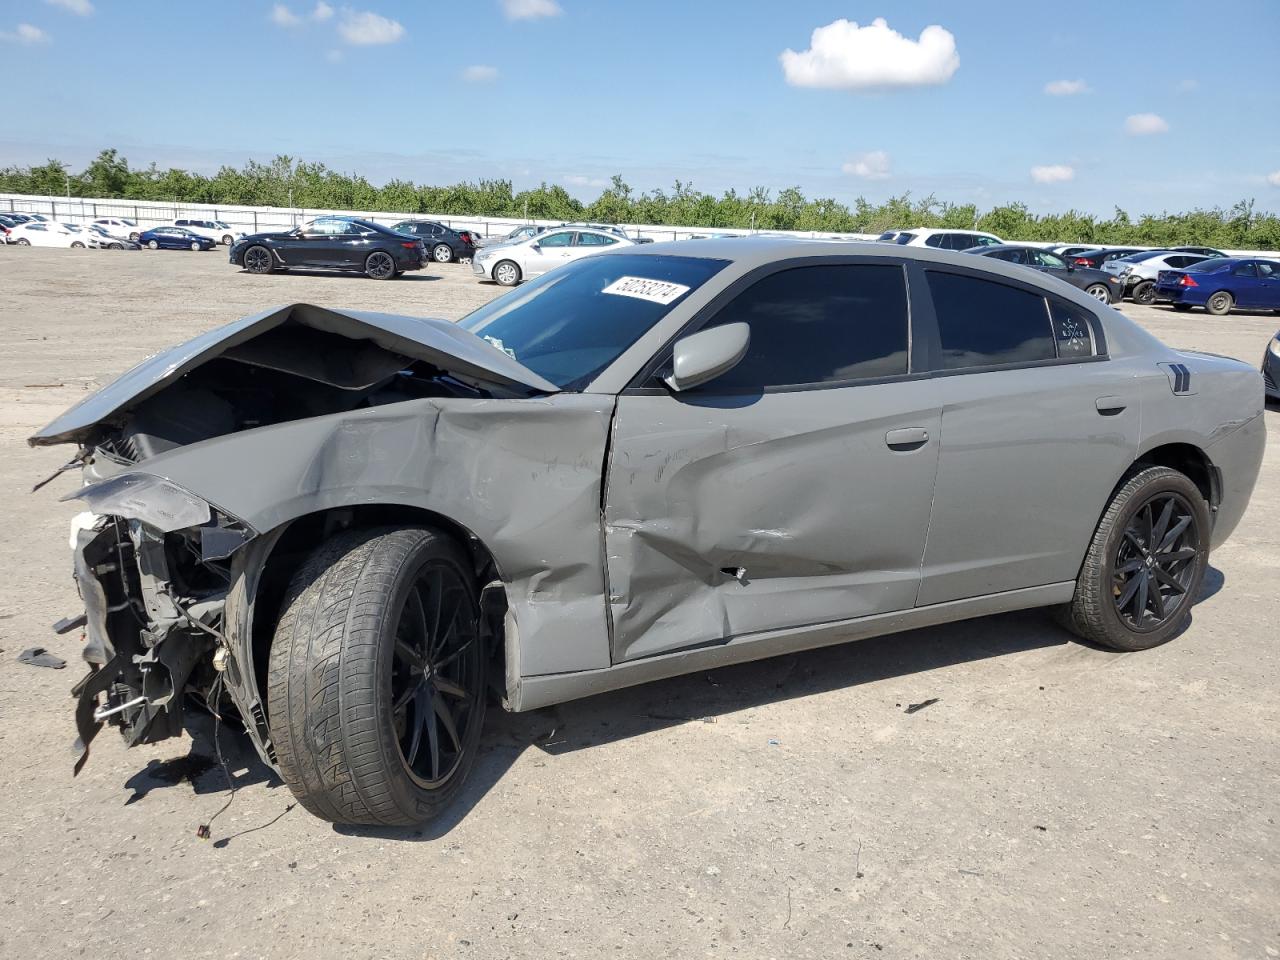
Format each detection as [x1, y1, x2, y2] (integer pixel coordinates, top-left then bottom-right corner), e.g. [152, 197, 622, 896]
[29, 302, 559, 447]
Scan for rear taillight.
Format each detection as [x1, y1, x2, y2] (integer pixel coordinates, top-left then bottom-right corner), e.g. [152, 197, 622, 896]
[1179, 275, 1198, 287]
[1073, 257, 1093, 266]
[401, 241, 417, 249]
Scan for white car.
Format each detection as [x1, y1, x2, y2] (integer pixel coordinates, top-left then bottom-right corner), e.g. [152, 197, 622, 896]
[170, 218, 246, 245]
[92, 217, 141, 240]
[877, 228, 1003, 250]
[1101, 250, 1217, 304]
[84, 224, 138, 250]
[9, 221, 90, 248]
[471, 226, 637, 286]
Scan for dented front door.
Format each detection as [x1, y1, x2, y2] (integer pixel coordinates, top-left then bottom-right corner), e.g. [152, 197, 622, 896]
[603, 384, 942, 663]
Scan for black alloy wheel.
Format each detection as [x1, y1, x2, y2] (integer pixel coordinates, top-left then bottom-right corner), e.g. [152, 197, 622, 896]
[1109, 491, 1200, 632]
[366, 250, 396, 279]
[243, 245, 273, 273]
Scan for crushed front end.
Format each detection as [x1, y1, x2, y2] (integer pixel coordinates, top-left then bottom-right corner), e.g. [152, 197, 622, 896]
[64, 471, 254, 772]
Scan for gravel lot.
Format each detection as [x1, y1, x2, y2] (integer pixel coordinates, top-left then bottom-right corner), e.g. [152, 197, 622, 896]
[1, 247, 1277, 960]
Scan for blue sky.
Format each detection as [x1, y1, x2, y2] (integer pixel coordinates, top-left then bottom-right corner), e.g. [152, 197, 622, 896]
[3, 0, 1279, 215]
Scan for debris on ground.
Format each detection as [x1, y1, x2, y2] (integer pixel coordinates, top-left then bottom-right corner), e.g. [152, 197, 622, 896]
[904, 698, 939, 714]
[17, 646, 66, 669]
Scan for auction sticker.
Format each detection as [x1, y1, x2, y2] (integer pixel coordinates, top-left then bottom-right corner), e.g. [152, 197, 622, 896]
[601, 276, 691, 305]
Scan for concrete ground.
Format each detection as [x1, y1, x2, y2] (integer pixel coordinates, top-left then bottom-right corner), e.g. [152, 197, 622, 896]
[0, 247, 1276, 960]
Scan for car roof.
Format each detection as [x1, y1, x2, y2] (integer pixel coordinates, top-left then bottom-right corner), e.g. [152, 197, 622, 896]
[973, 243, 1046, 254]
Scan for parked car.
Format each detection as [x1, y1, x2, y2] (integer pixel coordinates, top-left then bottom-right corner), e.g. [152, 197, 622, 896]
[2, 212, 35, 224]
[969, 244, 1122, 302]
[1102, 251, 1213, 304]
[92, 217, 141, 241]
[8, 221, 89, 248]
[1172, 246, 1228, 259]
[487, 224, 547, 246]
[1263, 330, 1280, 402]
[1047, 244, 1097, 259]
[877, 228, 1004, 250]
[471, 226, 637, 285]
[1068, 247, 1148, 269]
[169, 218, 246, 246]
[85, 224, 140, 250]
[390, 220, 478, 263]
[1154, 257, 1280, 315]
[32, 239, 1265, 825]
[228, 216, 428, 279]
[138, 226, 217, 251]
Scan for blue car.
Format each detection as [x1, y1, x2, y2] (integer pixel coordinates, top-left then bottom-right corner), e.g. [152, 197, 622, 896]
[137, 226, 217, 251]
[1155, 257, 1280, 316]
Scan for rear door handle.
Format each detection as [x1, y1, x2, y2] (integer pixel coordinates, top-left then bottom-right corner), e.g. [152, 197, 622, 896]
[1095, 396, 1127, 415]
[885, 427, 930, 450]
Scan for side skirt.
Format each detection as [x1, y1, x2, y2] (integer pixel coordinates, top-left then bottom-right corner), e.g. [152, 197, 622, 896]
[508, 581, 1075, 712]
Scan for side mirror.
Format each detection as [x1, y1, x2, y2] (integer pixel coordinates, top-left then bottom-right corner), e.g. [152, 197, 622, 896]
[530, 241, 541, 251]
[664, 322, 750, 393]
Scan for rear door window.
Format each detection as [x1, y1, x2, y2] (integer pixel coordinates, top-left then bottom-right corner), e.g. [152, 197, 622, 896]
[926, 271, 1056, 369]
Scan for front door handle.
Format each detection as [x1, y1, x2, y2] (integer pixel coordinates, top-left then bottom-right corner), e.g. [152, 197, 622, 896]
[885, 427, 930, 450]
[1095, 396, 1127, 415]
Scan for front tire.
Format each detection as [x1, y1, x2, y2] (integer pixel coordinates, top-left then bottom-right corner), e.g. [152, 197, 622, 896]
[15, 238, 30, 246]
[493, 259, 521, 286]
[1130, 280, 1155, 305]
[190, 241, 201, 251]
[1058, 466, 1209, 652]
[1205, 291, 1234, 316]
[147, 239, 159, 250]
[432, 243, 454, 263]
[267, 527, 486, 826]
[243, 244, 274, 274]
[365, 250, 396, 280]
[222, 234, 234, 245]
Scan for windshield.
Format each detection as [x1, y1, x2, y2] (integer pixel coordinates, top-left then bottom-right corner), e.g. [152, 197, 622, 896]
[1119, 251, 1166, 263]
[459, 254, 729, 389]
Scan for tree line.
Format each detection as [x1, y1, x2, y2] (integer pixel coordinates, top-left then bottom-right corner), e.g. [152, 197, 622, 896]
[3, 148, 1277, 249]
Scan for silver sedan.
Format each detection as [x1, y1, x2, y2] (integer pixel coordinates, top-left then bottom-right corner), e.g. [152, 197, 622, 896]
[471, 225, 637, 285]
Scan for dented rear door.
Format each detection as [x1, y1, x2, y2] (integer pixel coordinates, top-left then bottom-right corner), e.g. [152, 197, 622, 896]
[602, 260, 941, 663]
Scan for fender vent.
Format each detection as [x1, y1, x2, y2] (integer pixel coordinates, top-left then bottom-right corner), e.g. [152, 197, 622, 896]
[1159, 362, 1195, 396]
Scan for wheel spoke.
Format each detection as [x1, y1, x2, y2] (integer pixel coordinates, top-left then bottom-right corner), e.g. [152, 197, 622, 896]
[1157, 515, 1192, 553]
[1116, 558, 1145, 575]
[1135, 574, 1150, 623]
[435, 637, 474, 671]
[1151, 498, 1174, 549]
[1116, 571, 1143, 610]
[1123, 530, 1147, 554]
[395, 638, 424, 670]
[434, 695, 463, 752]
[431, 587, 463, 658]
[1162, 547, 1197, 562]
[1153, 566, 1187, 593]
[433, 676, 469, 700]
[405, 686, 428, 765]
[1147, 577, 1166, 619]
[393, 679, 420, 714]
[425, 689, 441, 780]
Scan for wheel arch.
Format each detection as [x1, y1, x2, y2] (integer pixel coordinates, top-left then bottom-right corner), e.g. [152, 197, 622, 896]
[1129, 440, 1220, 509]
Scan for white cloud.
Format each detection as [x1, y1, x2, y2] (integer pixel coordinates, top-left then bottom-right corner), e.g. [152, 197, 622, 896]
[501, 0, 562, 20]
[271, 4, 300, 26]
[780, 17, 958, 91]
[564, 174, 609, 188]
[1044, 79, 1087, 96]
[1267, 171, 1280, 188]
[463, 64, 499, 83]
[0, 23, 50, 44]
[338, 9, 405, 44]
[1125, 112, 1169, 135]
[312, 1, 334, 21]
[44, 0, 93, 15]
[1031, 164, 1075, 184]
[841, 150, 891, 180]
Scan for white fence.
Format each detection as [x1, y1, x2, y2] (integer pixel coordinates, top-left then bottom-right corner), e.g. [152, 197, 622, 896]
[2, 192, 1275, 257]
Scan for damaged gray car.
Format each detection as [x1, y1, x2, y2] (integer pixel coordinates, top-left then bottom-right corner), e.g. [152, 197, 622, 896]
[31, 238, 1266, 825]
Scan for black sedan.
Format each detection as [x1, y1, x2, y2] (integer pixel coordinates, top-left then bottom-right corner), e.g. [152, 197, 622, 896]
[389, 220, 478, 263]
[968, 244, 1123, 303]
[1069, 247, 1148, 269]
[229, 217, 428, 280]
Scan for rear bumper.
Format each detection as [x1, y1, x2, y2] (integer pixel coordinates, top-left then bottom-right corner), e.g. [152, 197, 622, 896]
[1206, 409, 1266, 550]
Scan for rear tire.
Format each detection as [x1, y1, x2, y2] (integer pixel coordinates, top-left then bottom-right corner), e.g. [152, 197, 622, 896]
[1130, 280, 1155, 305]
[1205, 291, 1233, 316]
[267, 526, 486, 826]
[1057, 466, 1209, 652]
[15, 238, 29, 246]
[365, 250, 396, 280]
[70, 241, 85, 249]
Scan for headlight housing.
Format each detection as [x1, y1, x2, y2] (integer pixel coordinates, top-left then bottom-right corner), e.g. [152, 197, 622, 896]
[1269, 337, 1280, 359]
[64, 473, 211, 533]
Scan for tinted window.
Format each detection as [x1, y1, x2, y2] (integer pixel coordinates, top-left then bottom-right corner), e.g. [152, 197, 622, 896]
[924, 233, 946, 248]
[1231, 262, 1257, 277]
[577, 232, 618, 246]
[1257, 261, 1279, 279]
[539, 231, 573, 247]
[1032, 250, 1068, 268]
[459, 254, 729, 389]
[1049, 299, 1098, 359]
[927, 271, 1055, 369]
[989, 249, 1026, 264]
[895, 233, 915, 245]
[970, 235, 1002, 248]
[698, 264, 909, 390]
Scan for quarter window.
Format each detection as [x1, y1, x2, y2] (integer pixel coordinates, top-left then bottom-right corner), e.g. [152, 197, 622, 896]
[927, 271, 1055, 369]
[1231, 262, 1257, 277]
[696, 264, 910, 390]
[577, 232, 618, 246]
[1048, 298, 1098, 359]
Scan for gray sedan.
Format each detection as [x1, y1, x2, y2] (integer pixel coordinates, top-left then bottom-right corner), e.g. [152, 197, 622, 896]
[970, 243, 1124, 302]
[32, 239, 1265, 825]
